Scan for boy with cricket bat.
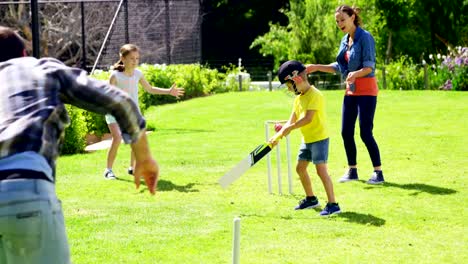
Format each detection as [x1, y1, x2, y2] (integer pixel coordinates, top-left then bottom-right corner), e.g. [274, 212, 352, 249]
[271, 60, 341, 216]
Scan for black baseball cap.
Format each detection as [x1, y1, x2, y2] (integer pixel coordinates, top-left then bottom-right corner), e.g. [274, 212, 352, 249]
[277, 60, 306, 84]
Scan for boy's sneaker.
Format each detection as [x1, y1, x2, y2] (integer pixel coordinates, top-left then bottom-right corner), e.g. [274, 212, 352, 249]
[294, 196, 320, 210]
[127, 167, 134, 175]
[367, 170, 385, 184]
[104, 169, 117, 180]
[319, 203, 341, 216]
[339, 168, 358, 182]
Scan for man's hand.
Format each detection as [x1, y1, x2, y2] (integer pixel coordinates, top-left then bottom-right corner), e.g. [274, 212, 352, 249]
[130, 132, 159, 195]
[134, 158, 159, 195]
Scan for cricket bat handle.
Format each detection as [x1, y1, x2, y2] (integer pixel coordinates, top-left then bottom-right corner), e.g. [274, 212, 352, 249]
[268, 133, 283, 147]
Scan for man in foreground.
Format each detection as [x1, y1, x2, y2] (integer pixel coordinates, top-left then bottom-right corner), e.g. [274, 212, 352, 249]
[0, 26, 159, 263]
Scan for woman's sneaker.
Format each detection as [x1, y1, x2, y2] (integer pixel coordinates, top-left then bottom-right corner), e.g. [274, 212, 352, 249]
[339, 168, 358, 182]
[294, 196, 320, 210]
[104, 169, 117, 180]
[367, 170, 385, 184]
[319, 203, 341, 216]
[127, 167, 134, 175]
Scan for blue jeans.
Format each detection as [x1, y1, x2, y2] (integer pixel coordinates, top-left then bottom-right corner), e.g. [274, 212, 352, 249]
[297, 138, 329, 164]
[0, 179, 70, 264]
[341, 96, 381, 167]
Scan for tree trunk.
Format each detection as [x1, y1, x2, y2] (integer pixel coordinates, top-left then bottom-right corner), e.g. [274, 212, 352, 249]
[385, 31, 392, 64]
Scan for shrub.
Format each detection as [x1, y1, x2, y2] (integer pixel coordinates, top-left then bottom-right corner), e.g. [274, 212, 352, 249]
[138, 63, 237, 112]
[61, 105, 87, 154]
[427, 46, 468, 91]
[59, 64, 245, 155]
[380, 56, 424, 90]
[86, 70, 111, 136]
[222, 64, 251, 91]
[83, 111, 108, 137]
[90, 63, 240, 112]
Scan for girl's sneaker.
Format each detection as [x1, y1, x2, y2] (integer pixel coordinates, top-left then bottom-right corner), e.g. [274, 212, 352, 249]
[104, 169, 117, 180]
[319, 203, 341, 216]
[294, 196, 320, 210]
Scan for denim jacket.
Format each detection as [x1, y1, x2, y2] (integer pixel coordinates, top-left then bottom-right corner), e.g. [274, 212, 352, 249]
[332, 26, 376, 79]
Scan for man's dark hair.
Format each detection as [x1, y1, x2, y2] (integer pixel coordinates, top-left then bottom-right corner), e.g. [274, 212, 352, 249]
[0, 26, 25, 62]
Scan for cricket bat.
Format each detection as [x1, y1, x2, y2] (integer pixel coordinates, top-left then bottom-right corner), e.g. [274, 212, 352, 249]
[218, 134, 282, 188]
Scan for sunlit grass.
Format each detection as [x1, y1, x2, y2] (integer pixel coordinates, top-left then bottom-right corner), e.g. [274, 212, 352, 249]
[57, 90, 467, 263]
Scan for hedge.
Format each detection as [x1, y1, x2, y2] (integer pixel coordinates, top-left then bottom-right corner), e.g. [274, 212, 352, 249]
[62, 63, 241, 154]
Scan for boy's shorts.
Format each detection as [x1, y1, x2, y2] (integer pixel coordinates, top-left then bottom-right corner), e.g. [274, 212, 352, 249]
[297, 138, 329, 164]
[105, 114, 116, 124]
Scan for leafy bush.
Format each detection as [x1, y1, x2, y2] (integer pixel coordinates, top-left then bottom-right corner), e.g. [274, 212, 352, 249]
[427, 46, 468, 91]
[452, 64, 468, 91]
[83, 111, 108, 137]
[58, 63, 239, 155]
[85, 70, 111, 136]
[222, 64, 251, 91]
[61, 105, 87, 154]
[89, 69, 111, 81]
[307, 72, 342, 90]
[380, 56, 424, 90]
[138, 63, 237, 112]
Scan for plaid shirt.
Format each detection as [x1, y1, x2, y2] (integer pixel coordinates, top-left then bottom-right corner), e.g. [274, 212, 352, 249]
[0, 57, 146, 180]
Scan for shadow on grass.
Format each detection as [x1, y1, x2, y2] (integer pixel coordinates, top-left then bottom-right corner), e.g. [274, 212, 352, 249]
[238, 213, 320, 221]
[155, 128, 214, 134]
[238, 211, 385, 226]
[157, 179, 199, 192]
[117, 178, 199, 193]
[362, 181, 457, 196]
[338, 212, 386, 226]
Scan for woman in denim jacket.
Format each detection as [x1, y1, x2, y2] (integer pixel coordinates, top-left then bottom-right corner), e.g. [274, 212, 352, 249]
[301, 5, 384, 184]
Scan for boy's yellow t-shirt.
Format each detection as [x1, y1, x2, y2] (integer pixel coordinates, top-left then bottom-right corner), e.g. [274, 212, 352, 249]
[293, 86, 328, 143]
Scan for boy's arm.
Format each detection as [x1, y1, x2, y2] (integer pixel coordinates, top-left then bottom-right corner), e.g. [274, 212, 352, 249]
[139, 78, 184, 98]
[282, 110, 314, 136]
[269, 110, 314, 146]
[269, 110, 300, 145]
[282, 110, 297, 132]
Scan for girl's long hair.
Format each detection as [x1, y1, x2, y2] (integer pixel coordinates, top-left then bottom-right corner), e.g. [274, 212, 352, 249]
[112, 44, 139, 72]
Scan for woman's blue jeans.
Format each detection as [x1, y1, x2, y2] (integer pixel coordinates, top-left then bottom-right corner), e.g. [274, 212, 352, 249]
[341, 95, 382, 167]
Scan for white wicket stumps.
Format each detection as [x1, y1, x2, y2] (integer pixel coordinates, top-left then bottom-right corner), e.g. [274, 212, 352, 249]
[264, 120, 293, 194]
[232, 217, 241, 264]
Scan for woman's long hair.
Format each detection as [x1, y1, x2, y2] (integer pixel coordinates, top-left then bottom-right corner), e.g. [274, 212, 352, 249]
[336, 5, 362, 27]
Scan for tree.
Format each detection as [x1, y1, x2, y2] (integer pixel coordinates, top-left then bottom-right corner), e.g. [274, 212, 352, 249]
[0, 1, 117, 67]
[376, 0, 468, 62]
[250, 0, 339, 69]
[201, 0, 289, 75]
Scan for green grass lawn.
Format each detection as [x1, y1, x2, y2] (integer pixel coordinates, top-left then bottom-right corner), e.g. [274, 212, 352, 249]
[57, 90, 467, 263]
